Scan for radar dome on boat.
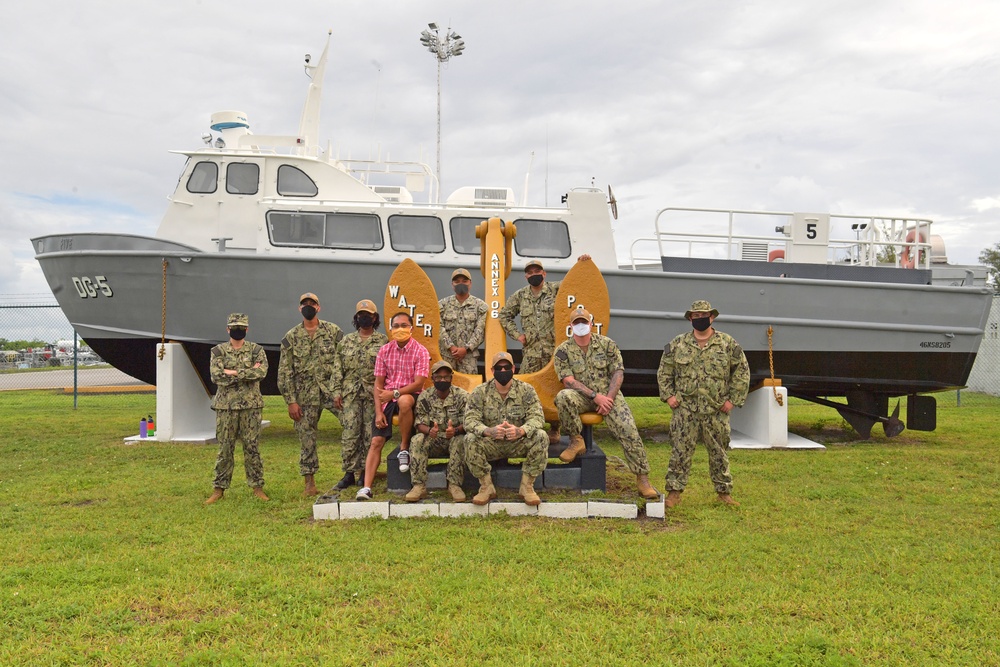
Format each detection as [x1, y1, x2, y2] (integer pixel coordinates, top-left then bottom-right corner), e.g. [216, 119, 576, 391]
[210, 111, 250, 131]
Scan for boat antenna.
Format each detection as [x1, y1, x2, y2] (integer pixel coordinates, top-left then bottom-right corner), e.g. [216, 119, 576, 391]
[298, 30, 333, 156]
[522, 151, 535, 207]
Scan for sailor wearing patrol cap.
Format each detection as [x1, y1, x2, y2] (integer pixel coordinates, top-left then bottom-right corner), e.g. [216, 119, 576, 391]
[328, 298, 388, 491]
[438, 267, 487, 374]
[553, 305, 659, 499]
[205, 312, 269, 505]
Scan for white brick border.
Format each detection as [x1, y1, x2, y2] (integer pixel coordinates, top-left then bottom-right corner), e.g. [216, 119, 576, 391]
[318, 499, 662, 521]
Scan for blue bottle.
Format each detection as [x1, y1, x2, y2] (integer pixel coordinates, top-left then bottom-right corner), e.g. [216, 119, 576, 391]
[140, 417, 148, 439]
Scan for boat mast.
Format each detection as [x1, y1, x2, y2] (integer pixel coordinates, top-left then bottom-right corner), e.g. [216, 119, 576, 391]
[298, 30, 332, 156]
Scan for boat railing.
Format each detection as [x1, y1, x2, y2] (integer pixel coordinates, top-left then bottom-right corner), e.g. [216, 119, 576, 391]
[628, 207, 934, 270]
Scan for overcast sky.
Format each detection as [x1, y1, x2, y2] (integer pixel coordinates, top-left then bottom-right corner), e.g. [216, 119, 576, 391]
[2, 0, 999, 298]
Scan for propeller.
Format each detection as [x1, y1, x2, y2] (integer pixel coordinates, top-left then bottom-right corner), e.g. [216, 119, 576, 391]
[607, 185, 618, 220]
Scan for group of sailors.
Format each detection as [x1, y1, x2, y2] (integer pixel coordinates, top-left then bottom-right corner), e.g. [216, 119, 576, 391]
[204, 260, 751, 510]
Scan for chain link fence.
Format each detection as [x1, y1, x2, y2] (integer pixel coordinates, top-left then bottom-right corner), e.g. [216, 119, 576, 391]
[0, 296, 153, 409]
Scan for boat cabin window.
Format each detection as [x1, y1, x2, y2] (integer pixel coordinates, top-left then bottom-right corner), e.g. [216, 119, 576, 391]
[186, 161, 218, 194]
[226, 163, 259, 195]
[513, 219, 571, 258]
[450, 217, 487, 255]
[277, 165, 319, 197]
[267, 211, 383, 250]
[388, 215, 445, 253]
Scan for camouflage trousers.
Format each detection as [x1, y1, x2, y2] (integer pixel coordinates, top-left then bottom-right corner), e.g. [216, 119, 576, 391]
[408, 432, 466, 486]
[293, 405, 328, 476]
[464, 430, 549, 478]
[340, 392, 374, 474]
[519, 341, 554, 374]
[666, 408, 733, 494]
[212, 408, 264, 489]
[441, 349, 479, 375]
[554, 390, 650, 475]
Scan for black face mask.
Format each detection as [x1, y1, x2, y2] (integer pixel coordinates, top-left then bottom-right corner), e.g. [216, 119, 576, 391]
[526, 275, 544, 287]
[433, 380, 452, 393]
[454, 284, 469, 296]
[229, 328, 247, 341]
[301, 305, 318, 320]
[493, 369, 514, 385]
[356, 313, 375, 329]
[691, 316, 712, 332]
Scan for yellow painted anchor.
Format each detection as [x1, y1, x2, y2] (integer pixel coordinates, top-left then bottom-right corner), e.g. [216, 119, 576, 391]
[383, 216, 611, 420]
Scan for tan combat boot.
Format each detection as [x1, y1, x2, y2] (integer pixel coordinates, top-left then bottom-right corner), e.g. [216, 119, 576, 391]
[303, 474, 319, 497]
[717, 493, 740, 506]
[472, 475, 497, 506]
[405, 484, 428, 502]
[448, 484, 467, 502]
[665, 490, 682, 508]
[559, 435, 587, 463]
[252, 487, 270, 501]
[519, 473, 541, 506]
[204, 488, 225, 505]
[636, 474, 660, 500]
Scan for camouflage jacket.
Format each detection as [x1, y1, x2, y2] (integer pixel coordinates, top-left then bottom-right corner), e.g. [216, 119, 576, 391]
[210, 341, 267, 410]
[657, 329, 750, 414]
[415, 386, 470, 433]
[277, 320, 343, 406]
[553, 333, 625, 395]
[328, 330, 388, 399]
[498, 280, 561, 349]
[438, 294, 488, 357]
[465, 379, 545, 437]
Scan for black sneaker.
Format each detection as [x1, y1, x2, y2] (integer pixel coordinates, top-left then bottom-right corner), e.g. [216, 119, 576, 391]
[334, 472, 356, 490]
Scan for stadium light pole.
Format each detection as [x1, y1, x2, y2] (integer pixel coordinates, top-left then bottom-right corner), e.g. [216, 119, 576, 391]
[419, 22, 465, 200]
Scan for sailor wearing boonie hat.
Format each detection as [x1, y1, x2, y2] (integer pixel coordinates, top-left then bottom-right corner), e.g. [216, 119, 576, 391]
[657, 299, 750, 508]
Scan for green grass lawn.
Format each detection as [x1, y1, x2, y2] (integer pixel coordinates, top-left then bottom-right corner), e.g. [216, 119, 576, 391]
[1, 391, 997, 665]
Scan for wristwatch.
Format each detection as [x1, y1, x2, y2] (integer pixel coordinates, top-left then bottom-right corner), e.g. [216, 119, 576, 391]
[393, 389, 401, 400]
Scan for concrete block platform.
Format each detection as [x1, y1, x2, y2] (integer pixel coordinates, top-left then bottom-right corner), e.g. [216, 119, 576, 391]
[317, 498, 663, 521]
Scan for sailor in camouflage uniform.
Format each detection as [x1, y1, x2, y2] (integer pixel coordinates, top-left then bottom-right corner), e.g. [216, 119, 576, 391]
[277, 292, 344, 496]
[438, 268, 488, 374]
[464, 351, 549, 506]
[657, 300, 750, 507]
[205, 313, 269, 505]
[328, 299, 387, 491]
[553, 308, 659, 499]
[404, 360, 470, 503]
[498, 259, 561, 375]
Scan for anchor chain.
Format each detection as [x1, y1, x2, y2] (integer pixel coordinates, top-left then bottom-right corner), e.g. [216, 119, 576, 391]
[158, 259, 168, 360]
[767, 325, 783, 406]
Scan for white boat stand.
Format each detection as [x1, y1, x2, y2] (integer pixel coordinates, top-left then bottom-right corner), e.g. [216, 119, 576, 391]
[123, 342, 217, 443]
[729, 381, 824, 450]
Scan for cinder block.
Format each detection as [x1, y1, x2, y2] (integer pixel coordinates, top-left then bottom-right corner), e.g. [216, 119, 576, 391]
[491, 467, 525, 489]
[312, 501, 340, 521]
[390, 502, 440, 518]
[588, 499, 638, 519]
[543, 466, 581, 489]
[439, 503, 489, 518]
[489, 502, 539, 517]
[339, 501, 390, 520]
[645, 496, 665, 519]
[538, 502, 589, 518]
[425, 470, 447, 489]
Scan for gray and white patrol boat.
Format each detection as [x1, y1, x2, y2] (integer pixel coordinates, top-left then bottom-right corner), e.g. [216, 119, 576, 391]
[32, 34, 994, 435]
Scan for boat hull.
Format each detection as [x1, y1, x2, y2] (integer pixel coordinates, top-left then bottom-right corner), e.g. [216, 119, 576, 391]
[33, 236, 993, 399]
